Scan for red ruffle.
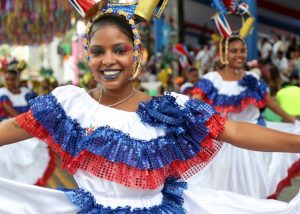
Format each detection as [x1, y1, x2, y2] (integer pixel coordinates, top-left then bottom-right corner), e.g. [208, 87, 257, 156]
[35, 147, 57, 187]
[191, 87, 267, 114]
[16, 111, 225, 190]
[267, 158, 300, 199]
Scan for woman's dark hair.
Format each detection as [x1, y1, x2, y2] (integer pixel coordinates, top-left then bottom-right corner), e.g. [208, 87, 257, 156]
[5, 69, 18, 77]
[89, 14, 134, 43]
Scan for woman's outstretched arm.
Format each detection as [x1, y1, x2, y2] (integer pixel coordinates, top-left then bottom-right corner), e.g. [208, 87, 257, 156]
[0, 118, 32, 146]
[265, 94, 296, 123]
[218, 120, 300, 153]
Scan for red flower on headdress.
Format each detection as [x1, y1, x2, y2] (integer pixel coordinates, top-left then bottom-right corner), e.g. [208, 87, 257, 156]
[69, 0, 107, 18]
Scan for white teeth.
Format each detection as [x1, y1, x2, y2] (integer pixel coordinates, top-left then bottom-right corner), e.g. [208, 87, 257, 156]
[103, 70, 121, 76]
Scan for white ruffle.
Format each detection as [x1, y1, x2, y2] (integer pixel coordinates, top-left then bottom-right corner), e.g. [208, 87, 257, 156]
[0, 138, 51, 184]
[202, 71, 259, 96]
[51, 86, 191, 141]
[1, 176, 300, 214]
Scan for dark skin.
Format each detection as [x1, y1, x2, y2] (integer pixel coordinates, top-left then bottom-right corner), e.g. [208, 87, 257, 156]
[88, 88, 151, 112]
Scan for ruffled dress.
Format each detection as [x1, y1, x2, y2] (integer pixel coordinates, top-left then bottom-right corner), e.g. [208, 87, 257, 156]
[1, 85, 300, 213]
[0, 87, 55, 186]
[190, 71, 300, 199]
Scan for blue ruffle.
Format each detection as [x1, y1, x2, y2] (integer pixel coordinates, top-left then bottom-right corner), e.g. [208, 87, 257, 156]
[59, 177, 187, 214]
[29, 93, 221, 170]
[195, 74, 267, 108]
[0, 95, 11, 103]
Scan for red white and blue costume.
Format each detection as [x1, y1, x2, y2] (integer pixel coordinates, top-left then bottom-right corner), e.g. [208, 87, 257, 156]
[0, 87, 55, 186]
[190, 71, 300, 199]
[1, 85, 300, 213]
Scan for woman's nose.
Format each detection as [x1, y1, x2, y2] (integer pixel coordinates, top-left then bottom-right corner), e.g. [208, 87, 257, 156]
[102, 52, 116, 66]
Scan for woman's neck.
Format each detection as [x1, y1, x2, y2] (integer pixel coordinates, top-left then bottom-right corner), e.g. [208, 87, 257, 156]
[219, 66, 245, 81]
[99, 84, 137, 108]
[7, 87, 21, 94]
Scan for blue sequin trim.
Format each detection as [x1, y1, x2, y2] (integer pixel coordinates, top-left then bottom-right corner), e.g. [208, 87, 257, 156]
[59, 177, 187, 214]
[105, 4, 136, 15]
[196, 74, 267, 108]
[29, 93, 221, 170]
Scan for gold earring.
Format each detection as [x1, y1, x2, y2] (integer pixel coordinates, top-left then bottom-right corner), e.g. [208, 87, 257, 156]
[130, 59, 142, 80]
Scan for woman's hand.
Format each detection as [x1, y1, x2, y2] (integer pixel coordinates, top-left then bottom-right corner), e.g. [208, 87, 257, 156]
[266, 94, 296, 124]
[282, 114, 297, 123]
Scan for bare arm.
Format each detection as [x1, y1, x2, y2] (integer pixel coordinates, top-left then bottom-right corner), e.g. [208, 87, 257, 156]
[265, 94, 296, 123]
[2, 103, 19, 117]
[0, 118, 32, 146]
[218, 120, 300, 153]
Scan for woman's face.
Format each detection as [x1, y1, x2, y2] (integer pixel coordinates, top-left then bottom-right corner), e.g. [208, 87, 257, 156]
[5, 73, 18, 90]
[227, 40, 247, 70]
[88, 24, 134, 91]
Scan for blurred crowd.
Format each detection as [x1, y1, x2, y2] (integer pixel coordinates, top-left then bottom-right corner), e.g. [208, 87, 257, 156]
[134, 34, 300, 100]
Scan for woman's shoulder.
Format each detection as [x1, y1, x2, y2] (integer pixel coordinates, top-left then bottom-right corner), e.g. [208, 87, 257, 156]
[36, 85, 93, 112]
[202, 71, 220, 80]
[0, 87, 9, 95]
[245, 71, 260, 80]
[51, 85, 84, 96]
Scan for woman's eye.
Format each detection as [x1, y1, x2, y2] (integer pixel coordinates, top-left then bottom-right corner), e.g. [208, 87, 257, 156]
[90, 47, 104, 55]
[114, 48, 126, 54]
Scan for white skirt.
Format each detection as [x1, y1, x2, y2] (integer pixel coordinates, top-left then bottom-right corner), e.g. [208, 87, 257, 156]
[0, 138, 55, 185]
[188, 121, 300, 199]
[1, 177, 300, 214]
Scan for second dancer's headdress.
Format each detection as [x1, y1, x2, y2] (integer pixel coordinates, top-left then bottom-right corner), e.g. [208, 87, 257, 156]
[211, 0, 254, 64]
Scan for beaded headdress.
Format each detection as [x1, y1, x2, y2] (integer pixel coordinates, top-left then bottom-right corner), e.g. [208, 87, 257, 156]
[211, 0, 253, 64]
[69, 0, 168, 79]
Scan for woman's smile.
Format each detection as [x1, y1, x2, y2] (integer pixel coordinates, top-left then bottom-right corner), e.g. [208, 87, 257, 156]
[100, 69, 123, 80]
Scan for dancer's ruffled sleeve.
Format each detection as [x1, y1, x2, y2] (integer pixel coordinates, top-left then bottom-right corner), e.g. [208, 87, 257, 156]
[135, 92, 226, 184]
[15, 86, 86, 170]
[15, 87, 226, 190]
[191, 72, 268, 113]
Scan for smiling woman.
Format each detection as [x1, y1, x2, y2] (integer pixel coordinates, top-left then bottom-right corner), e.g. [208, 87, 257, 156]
[190, 34, 300, 199]
[86, 13, 148, 112]
[88, 16, 135, 92]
